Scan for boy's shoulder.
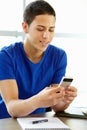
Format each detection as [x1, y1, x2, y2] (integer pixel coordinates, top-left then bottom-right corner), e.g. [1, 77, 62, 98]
[49, 44, 66, 54]
[0, 42, 23, 52]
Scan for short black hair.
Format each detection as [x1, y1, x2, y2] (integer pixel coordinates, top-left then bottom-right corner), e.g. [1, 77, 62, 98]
[23, 0, 56, 25]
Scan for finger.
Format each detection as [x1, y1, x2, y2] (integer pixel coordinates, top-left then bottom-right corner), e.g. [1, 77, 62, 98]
[51, 86, 64, 93]
[50, 84, 59, 87]
[67, 86, 77, 92]
[65, 90, 77, 97]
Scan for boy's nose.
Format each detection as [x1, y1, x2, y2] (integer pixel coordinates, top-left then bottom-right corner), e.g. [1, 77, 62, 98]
[43, 32, 49, 39]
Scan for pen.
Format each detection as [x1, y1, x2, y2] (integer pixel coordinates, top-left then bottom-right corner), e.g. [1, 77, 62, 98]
[32, 119, 48, 124]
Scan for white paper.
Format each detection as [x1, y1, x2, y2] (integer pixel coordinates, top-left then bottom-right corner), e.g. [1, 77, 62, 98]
[17, 117, 70, 130]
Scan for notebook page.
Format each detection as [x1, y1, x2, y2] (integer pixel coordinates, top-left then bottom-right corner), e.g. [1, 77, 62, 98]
[17, 117, 70, 130]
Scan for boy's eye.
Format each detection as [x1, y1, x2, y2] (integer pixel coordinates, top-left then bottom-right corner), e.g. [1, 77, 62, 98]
[37, 28, 44, 31]
[36, 27, 55, 32]
[49, 29, 54, 32]
[37, 28, 54, 32]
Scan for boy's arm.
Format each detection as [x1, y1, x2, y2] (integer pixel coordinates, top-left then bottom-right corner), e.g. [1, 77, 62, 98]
[0, 80, 38, 117]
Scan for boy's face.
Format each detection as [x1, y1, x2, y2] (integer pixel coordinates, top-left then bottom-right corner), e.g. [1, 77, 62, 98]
[23, 14, 56, 52]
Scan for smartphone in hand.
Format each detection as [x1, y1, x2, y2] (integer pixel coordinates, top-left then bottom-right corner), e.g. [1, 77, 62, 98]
[59, 76, 73, 89]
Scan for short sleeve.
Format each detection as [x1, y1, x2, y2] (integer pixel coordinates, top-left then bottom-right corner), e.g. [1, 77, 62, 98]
[51, 49, 67, 83]
[0, 49, 15, 80]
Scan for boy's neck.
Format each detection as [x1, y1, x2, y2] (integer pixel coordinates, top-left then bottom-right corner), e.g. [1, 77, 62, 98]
[23, 39, 44, 63]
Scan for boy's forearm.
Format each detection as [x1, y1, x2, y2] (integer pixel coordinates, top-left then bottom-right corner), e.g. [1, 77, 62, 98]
[7, 95, 39, 118]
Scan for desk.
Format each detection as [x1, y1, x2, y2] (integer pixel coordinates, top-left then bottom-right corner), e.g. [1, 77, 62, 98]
[0, 111, 87, 130]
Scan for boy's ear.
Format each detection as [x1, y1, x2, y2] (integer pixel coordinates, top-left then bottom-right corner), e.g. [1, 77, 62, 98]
[22, 22, 29, 33]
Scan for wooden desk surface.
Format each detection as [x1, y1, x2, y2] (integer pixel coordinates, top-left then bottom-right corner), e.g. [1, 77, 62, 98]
[0, 111, 87, 130]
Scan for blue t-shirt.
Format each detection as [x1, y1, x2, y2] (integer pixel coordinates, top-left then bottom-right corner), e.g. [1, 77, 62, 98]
[0, 42, 67, 119]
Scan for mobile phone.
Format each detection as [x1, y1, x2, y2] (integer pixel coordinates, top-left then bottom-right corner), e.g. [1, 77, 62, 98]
[59, 76, 73, 89]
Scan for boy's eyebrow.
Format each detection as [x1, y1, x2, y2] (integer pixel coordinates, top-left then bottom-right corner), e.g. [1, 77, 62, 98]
[37, 25, 55, 28]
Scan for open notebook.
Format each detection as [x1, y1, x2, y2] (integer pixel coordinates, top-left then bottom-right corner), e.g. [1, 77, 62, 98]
[17, 117, 70, 130]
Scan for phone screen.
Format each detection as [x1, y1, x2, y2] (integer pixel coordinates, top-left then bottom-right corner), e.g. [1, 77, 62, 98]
[60, 77, 73, 89]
